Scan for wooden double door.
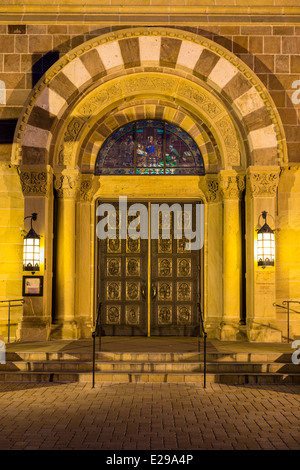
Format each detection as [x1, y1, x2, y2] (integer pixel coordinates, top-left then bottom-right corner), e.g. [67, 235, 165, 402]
[97, 201, 202, 336]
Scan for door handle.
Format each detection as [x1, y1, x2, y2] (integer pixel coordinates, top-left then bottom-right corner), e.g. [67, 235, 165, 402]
[141, 285, 147, 300]
[151, 284, 157, 300]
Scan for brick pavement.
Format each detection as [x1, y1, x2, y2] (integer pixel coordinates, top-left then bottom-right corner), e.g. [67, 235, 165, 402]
[0, 383, 299, 450]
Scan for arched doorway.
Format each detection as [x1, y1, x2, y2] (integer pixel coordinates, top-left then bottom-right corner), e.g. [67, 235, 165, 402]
[13, 28, 286, 342]
[95, 119, 205, 336]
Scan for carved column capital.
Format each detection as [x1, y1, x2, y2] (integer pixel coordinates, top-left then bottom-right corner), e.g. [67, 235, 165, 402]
[203, 176, 220, 203]
[219, 171, 245, 200]
[79, 174, 99, 202]
[19, 166, 52, 197]
[247, 166, 280, 198]
[54, 170, 80, 198]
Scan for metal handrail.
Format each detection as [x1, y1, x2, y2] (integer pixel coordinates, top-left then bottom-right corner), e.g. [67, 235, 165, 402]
[92, 302, 102, 388]
[0, 299, 24, 343]
[197, 302, 207, 389]
[273, 300, 300, 343]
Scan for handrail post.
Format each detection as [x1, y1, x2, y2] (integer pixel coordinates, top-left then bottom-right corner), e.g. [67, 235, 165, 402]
[283, 300, 290, 343]
[287, 302, 290, 343]
[98, 307, 101, 352]
[7, 301, 11, 343]
[281, 300, 300, 343]
[92, 331, 96, 388]
[197, 302, 207, 389]
[0, 299, 24, 343]
[92, 302, 102, 388]
[198, 307, 200, 354]
[203, 332, 207, 389]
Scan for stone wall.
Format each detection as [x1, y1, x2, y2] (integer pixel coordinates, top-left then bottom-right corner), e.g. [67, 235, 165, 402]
[0, 163, 23, 338]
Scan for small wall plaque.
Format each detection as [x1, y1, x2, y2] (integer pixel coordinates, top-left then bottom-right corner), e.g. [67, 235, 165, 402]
[22, 276, 43, 296]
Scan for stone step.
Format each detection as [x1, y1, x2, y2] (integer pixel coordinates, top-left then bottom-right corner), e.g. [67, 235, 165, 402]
[0, 371, 299, 384]
[0, 361, 299, 374]
[5, 351, 294, 363]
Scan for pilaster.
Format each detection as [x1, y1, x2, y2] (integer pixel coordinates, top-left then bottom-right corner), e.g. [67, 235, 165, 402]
[76, 174, 99, 337]
[203, 175, 222, 338]
[17, 165, 53, 341]
[246, 166, 281, 342]
[51, 169, 80, 339]
[219, 171, 245, 340]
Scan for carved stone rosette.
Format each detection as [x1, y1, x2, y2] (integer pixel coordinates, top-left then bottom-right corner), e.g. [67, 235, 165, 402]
[247, 167, 280, 198]
[20, 169, 52, 196]
[219, 173, 245, 200]
[53, 172, 80, 198]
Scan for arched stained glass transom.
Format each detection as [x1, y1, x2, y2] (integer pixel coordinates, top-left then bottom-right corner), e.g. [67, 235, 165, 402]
[95, 120, 205, 175]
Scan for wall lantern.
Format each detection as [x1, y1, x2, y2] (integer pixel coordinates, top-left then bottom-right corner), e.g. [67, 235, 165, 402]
[23, 212, 40, 273]
[257, 211, 275, 268]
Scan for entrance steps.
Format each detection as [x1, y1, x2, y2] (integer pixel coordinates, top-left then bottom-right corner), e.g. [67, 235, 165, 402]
[1, 351, 299, 384]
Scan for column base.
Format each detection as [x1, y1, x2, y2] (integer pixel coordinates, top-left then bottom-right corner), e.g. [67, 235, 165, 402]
[220, 323, 247, 341]
[76, 318, 93, 338]
[205, 322, 221, 340]
[16, 319, 51, 342]
[50, 321, 79, 340]
[247, 325, 282, 342]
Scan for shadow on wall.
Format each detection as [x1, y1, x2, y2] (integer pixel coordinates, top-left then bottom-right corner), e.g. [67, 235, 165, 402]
[0, 51, 60, 146]
[31, 51, 59, 87]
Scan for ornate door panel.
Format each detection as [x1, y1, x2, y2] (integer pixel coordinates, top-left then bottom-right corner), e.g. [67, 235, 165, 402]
[98, 202, 148, 335]
[150, 203, 200, 336]
[97, 201, 201, 336]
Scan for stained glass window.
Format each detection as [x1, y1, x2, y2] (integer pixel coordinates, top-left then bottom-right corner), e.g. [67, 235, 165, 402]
[95, 120, 205, 175]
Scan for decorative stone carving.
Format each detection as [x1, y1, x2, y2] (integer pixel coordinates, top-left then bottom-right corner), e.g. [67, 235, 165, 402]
[20, 170, 51, 196]
[204, 178, 219, 202]
[124, 76, 177, 95]
[79, 175, 97, 202]
[53, 172, 80, 198]
[78, 83, 123, 118]
[219, 173, 245, 200]
[58, 118, 84, 165]
[216, 116, 240, 166]
[178, 82, 222, 119]
[247, 169, 280, 197]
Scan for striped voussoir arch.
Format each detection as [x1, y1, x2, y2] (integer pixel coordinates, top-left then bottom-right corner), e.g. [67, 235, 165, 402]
[17, 28, 285, 167]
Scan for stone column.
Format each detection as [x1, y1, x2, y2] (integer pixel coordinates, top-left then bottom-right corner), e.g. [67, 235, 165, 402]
[219, 171, 245, 340]
[203, 176, 223, 338]
[246, 166, 281, 342]
[52, 170, 79, 339]
[76, 175, 99, 337]
[17, 166, 53, 341]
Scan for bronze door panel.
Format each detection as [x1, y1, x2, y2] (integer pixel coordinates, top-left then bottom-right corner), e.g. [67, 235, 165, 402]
[150, 203, 200, 336]
[98, 202, 148, 335]
[97, 201, 201, 336]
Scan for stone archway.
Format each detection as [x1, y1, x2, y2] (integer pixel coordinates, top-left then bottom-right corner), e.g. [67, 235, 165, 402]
[14, 28, 287, 341]
[13, 27, 287, 169]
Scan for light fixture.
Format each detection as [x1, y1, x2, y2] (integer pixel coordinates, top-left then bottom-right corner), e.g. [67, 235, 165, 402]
[257, 211, 275, 268]
[23, 212, 40, 273]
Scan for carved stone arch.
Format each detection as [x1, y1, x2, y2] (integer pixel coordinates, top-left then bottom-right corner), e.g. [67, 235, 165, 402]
[12, 27, 287, 170]
[78, 100, 221, 173]
[50, 72, 244, 172]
